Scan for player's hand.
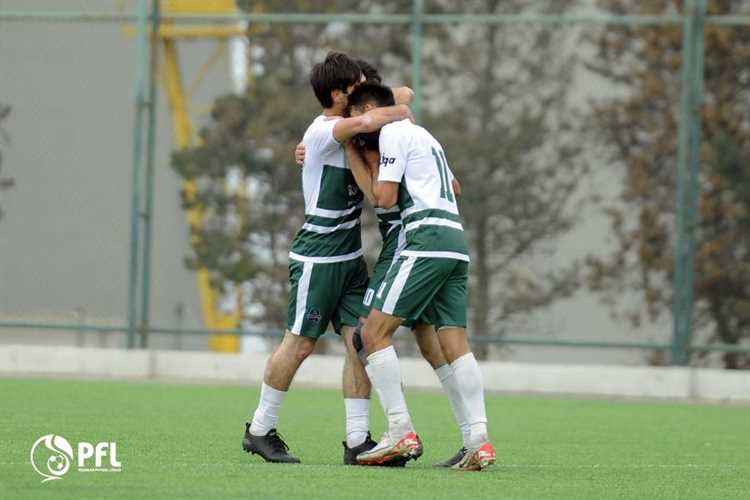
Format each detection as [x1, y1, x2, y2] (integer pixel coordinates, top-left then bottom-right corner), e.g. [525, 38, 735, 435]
[392, 86, 414, 106]
[452, 177, 462, 196]
[294, 142, 305, 166]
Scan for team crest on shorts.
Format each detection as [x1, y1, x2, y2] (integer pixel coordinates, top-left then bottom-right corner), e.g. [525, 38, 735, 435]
[307, 308, 321, 323]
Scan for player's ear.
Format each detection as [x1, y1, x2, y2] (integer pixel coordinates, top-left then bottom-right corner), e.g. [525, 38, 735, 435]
[331, 89, 346, 107]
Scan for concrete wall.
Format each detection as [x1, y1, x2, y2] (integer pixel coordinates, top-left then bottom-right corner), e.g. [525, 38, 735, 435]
[0, 0, 230, 343]
[2, 345, 748, 403]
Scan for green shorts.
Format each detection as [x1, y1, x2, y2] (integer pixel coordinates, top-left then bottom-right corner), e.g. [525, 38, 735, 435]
[363, 226, 401, 311]
[363, 228, 426, 329]
[287, 257, 369, 338]
[371, 256, 468, 329]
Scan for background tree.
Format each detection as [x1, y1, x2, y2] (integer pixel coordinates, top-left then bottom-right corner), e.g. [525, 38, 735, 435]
[423, 0, 588, 353]
[585, 0, 750, 368]
[172, 1, 411, 330]
[0, 104, 13, 222]
[173, 1, 589, 347]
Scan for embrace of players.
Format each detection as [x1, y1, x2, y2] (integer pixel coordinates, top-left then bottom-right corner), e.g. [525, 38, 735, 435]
[242, 51, 496, 472]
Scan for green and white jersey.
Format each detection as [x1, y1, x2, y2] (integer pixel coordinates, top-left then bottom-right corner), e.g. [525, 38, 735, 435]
[374, 206, 407, 265]
[289, 115, 364, 263]
[377, 119, 469, 262]
[374, 206, 402, 243]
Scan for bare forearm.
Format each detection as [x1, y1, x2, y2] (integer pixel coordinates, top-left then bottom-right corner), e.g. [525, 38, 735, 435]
[346, 145, 376, 205]
[361, 104, 412, 133]
[371, 165, 382, 207]
[333, 105, 412, 142]
[370, 162, 393, 208]
[362, 149, 385, 207]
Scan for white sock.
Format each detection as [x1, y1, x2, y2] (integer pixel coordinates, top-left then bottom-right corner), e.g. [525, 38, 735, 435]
[435, 364, 471, 447]
[365, 345, 413, 436]
[344, 398, 370, 448]
[249, 383, 287, 436]
[450, 352, 488, 448]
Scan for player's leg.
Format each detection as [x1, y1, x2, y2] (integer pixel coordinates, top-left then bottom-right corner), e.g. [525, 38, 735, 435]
[413, 322, 471, 467]
[243, 332, 315, 463]
[430, 260, 495, 471]
[413, 322, 446, 369]
[436, 327, 495, 470]
[356, 308, 415, 465]
[243, 260, 331, 464]
[341, 325, 371, 448]
[357, 256, 452, 465]
[336, 257, 398, 465]
[250, 332, 316, 428]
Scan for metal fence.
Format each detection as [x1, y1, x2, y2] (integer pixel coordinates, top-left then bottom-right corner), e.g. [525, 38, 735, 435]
[1, 1, 749, 364]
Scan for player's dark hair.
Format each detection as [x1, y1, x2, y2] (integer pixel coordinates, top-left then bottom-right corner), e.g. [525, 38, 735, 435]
[353, 131, 381, 152]
[347, 82, 395, 110]
[356, 59, 382, 84]
[309, 51, 363, 108]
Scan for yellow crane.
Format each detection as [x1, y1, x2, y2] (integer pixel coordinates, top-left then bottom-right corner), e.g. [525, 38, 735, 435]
[131, 0, 251, 352]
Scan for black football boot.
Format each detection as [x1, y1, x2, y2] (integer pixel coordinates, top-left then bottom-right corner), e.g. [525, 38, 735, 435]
[433, 447, 467, 468]
[243, 423, 300, 464]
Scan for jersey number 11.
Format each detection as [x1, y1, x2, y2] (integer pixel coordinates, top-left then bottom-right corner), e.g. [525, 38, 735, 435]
[431, 147, 454, 202]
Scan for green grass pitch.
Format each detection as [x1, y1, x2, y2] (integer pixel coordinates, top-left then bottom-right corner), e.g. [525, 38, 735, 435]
[1, 377, 749, 499]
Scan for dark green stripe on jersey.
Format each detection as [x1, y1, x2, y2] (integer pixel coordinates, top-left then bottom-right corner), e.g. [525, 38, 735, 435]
[405, 225, 469, 256]
[402, 208, 468, 257]
[292, 163, 364, 260]
[402, 208, 463, 226]
[317, 165, 364, 210]
[304, 207, 362, 227]
[376, 211, 402, 240]
[290, 226, 363, 258]
[398, 179, 415, 212]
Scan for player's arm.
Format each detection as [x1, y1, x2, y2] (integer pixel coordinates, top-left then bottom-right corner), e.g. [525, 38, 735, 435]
[365, 152, 390, 208]
[392, 86, 414, 105]
[332, 104, 413, 144]
[294, 142, 305, 166]
[373, 128, 406, 209]
[452, 177, 462, 196]
[373, 180, 399, 209]
[345, 142, 377, 205]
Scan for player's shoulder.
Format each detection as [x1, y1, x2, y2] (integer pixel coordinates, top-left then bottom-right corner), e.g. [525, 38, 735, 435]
[303, 115, 340, 140]
[381, 118, 413, 133]
[303, 116, 345, 157]
[379, 119, 414, 142]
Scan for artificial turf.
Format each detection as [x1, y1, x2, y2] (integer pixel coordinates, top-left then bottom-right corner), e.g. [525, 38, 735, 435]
[1, 377, 748, 499]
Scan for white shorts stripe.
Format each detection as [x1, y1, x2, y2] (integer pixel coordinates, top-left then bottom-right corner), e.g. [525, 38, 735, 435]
[400, 250, 470, 262]
[289, 249, 363, 264]
[404, 217, 463, 233]
[291, 262, 314, 334]
[382, 256, 417, 315]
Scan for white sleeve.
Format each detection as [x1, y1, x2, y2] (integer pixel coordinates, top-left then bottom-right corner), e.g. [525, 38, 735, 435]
[377, 127, 407, 183]
[307, 118, 341, 155]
